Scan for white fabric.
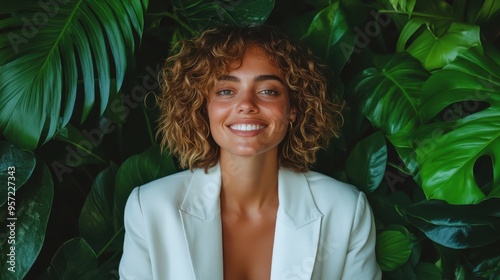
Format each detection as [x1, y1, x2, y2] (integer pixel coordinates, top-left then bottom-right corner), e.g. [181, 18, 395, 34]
[119, 163, 381, 279]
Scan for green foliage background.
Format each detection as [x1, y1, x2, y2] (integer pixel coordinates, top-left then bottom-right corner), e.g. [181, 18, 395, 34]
[1, 0, 500, 279]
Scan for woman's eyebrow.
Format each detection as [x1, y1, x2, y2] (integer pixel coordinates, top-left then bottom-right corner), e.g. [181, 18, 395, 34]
[254, 74, 285, 85]
[218, 74, 285, 85]
[219, 75, 239, 82]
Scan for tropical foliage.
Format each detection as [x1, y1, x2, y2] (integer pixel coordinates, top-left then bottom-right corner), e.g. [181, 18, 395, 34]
[1, 0, 499, 279]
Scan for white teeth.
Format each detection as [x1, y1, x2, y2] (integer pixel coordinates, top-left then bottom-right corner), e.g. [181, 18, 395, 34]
[230, 124, 264, 131]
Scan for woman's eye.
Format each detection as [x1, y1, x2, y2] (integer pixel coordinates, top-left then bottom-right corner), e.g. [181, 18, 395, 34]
[217, 90, 233, 96]
[261, 89, 277, 96]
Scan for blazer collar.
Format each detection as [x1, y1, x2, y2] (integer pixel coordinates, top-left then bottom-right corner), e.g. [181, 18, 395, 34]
[179, 163, 323, 280]
[179, 165, 224, 280]
[180, 164, 222, 220]
[276, 167, 323, 228]
[180, 163, 322, 224]
[272, 168, 323, 279]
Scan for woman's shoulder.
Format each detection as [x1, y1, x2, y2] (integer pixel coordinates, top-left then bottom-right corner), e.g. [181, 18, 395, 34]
[304, 171, 360, 195]
[135, 169, 195, 200]
[302, 170, 364, 211]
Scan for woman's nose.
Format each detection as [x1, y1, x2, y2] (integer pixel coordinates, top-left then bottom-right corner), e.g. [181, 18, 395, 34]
[237, 91, 258, 114]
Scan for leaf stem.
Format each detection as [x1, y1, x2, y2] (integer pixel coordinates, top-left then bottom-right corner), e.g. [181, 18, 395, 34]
[97, 227, 124, 257]
[68, 140, 108, 164]
[377, 10, 454, 21]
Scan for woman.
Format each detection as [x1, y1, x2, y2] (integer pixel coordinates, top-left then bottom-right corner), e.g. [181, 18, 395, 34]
[119, 25, 381, 279]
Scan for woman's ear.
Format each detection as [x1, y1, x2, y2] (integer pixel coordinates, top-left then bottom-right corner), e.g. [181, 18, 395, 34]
[290, 108, 297, 123]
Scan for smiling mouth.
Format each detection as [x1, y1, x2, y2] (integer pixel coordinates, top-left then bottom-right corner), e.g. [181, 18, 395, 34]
[229, 124, 265, 131]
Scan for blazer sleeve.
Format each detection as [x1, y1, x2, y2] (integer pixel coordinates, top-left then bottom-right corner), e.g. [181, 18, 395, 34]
[343, 192, 381, 280]
[119, 187, 153, 280]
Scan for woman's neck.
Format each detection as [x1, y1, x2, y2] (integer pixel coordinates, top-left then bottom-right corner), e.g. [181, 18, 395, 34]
[219, 151, 279, 218]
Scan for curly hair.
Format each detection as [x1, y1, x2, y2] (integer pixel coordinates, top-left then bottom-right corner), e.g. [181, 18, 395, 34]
[157, 25, 343, 172]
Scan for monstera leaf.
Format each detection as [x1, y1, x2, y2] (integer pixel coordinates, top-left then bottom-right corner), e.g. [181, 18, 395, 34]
[414, 47, 500, 204]
[0, 0, 148, 150]
[350, 52, 430, 147]
[397, 19, 481, 70]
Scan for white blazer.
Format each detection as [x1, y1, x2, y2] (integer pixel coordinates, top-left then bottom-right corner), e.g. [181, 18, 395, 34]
[119, 164, 381, 279]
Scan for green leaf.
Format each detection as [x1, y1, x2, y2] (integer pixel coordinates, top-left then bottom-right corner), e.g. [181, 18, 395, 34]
[404, 22, 481, 70]
[385, 262, 418, 280]
[114, 146, 177, 219]
[53, 124, 108, 167]
[345, 131, 387, 192]
[473, 254, 500, 279]
[396, 17, 428, 51]
[415, 262, 443, 280]
[387, 0, 416, 15]
[405, 199, 500, 249]
[0, 0, 148, 150]
[474, 0, 500, 25]
[415, 48, 500, 204]
[94, 256, 121, 280]
[376, 228, 415, 271]
[300, 2, 355, 74]
[49, 238, 98, 280]
[219, 0, 275, 25]
[79, 164, 120, 254]
[0, 141, 36, 206]
[172, 0, 275, 30]
[370, 191, 411, 226]
[351, 52, 429, 144]
[0, 162, 54, 280]
[104, 84, 127, 125]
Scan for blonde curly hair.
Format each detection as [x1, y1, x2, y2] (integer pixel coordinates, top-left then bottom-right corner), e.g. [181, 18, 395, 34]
[157, 25, 343, 172]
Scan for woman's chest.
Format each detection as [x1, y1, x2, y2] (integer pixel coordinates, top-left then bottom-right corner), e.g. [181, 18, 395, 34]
[222, 215, 277, 280]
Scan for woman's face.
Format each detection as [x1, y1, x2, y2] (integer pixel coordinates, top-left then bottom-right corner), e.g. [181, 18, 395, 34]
[207, 46, 296, 158]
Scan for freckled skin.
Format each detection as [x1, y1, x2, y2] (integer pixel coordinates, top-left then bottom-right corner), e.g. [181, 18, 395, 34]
[208, 46, 296, 280]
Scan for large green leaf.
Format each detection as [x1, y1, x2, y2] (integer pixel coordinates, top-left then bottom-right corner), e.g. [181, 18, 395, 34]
[79, 164, 120, 254]
[414, 48, 500, 204]
[0, 0, 148, 150]
[300, 2, 355, 74]
[172, 0, 275, 31]
[376, 228, 415, 271]
[400, 21, 481, 70]
[0, 162, 53, 279]
[114, 146, 177, 219]
[0, 141, 36, 206]
[405, 199, 500, 249]
[345, 131, 387, 193]
[351, 52, 429, 145]
[46, 238, 98, 280]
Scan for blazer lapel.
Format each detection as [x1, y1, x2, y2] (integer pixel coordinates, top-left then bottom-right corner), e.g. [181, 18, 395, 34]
[178, 165, 322, 280]
[270, 169, 323, 280]
[179, 165, 224, 280]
